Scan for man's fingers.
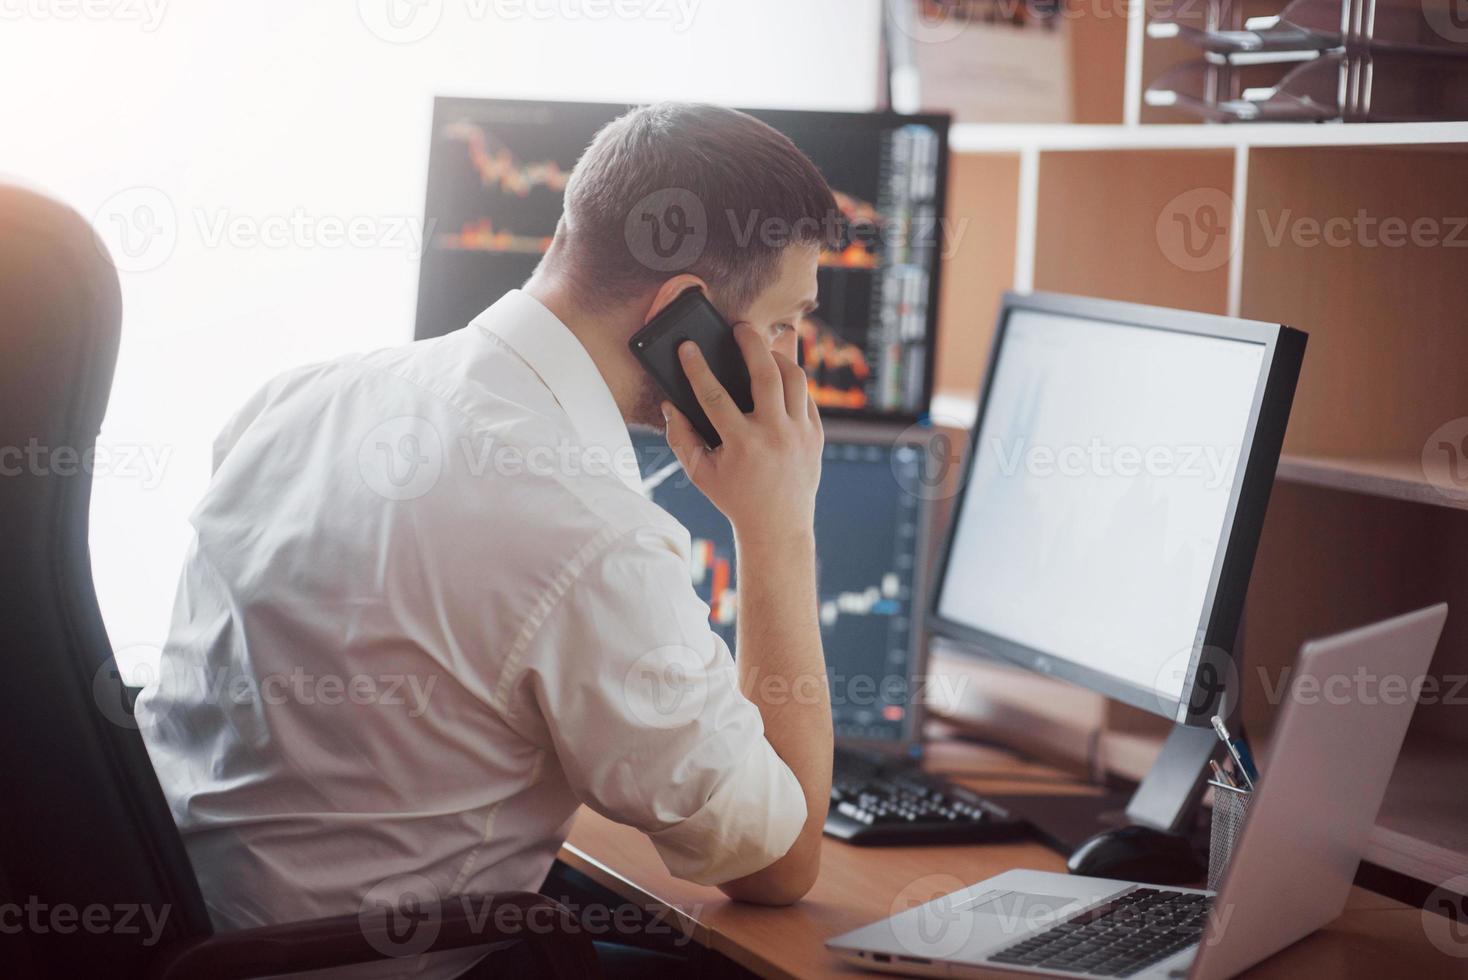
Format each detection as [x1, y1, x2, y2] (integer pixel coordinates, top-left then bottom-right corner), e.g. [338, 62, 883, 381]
[733, 322, 782, 416]
[679, 341, 745, 436]
[773, 352, 810, 418]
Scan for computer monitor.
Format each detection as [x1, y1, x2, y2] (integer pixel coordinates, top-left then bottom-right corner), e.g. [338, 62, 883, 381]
[930, 292, 1305, 832]
[415, 98, 950, 421]
[630, 424, 934, 750]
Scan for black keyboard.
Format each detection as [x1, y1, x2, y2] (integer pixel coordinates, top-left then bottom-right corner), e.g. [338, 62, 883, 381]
[823, 747, 1029, 845]
[989, 887, 1211, 977]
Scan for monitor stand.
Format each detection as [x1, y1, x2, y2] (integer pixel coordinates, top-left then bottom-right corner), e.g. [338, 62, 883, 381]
[988, 723, 1217, 855]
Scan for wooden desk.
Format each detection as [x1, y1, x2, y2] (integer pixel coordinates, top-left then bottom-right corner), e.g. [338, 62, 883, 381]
[560, 739, 1463, 978]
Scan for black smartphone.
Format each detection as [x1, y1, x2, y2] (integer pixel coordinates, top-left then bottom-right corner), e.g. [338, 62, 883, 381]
[629, 288, 754, 449]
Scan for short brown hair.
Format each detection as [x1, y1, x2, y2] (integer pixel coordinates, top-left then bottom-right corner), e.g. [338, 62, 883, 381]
[546, 102, 841, 313]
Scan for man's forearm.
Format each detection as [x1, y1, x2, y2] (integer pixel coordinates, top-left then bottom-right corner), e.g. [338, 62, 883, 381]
[717, 525, 832, 904]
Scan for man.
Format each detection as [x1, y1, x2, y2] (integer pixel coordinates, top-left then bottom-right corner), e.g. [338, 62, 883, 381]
[137, 102, 839, 977]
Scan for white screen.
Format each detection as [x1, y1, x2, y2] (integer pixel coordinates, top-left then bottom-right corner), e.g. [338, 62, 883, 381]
[936, 309, 1266, 703]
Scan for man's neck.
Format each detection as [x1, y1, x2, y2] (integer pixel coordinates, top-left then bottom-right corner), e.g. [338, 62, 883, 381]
[524, 275, 642, 424]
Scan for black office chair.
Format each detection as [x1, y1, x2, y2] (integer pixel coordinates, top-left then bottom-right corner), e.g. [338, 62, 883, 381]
[0, 183, 600, 979]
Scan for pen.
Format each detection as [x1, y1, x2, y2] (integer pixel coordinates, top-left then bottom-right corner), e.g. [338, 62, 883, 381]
[1209, 759, 1237, 789]
[1211, 715, 1257, 790]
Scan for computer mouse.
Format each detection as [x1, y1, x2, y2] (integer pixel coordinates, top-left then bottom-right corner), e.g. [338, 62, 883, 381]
[1066, 825, 1207, 886]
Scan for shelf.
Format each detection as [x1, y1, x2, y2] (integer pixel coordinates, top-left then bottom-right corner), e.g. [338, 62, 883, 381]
[1368, 730, 1468, 883]
[1276, 453, 1468, 513]
[950, 121, 1468, 153]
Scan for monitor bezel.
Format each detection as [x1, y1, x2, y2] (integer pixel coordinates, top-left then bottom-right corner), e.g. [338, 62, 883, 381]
[416, 96, 951, 425]
[926, 291, 1305, 727]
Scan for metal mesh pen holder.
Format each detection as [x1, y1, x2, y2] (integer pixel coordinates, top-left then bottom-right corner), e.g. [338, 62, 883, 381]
[1207, 781, 1253, 892]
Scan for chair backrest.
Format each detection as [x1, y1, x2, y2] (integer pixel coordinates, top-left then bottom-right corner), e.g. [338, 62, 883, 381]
[0, 184, 212, 977]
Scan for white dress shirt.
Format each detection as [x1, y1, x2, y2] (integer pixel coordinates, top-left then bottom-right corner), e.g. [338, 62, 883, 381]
[136, 290, 806, 979]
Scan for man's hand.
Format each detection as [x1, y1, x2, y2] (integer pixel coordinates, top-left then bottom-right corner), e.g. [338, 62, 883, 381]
[662, 322, 823, 540]
[662, 321, 832, 906]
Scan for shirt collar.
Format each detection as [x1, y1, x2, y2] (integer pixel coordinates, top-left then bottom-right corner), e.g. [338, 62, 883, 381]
[471, 289, 643, 495]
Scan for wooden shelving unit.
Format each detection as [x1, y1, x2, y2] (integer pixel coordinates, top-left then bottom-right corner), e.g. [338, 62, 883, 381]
[1276, 454, 1468, 512]
[924, 0, 1468, 892]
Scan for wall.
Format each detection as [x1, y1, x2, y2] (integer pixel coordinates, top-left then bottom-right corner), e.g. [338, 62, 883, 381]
[0, 0, 882, 649]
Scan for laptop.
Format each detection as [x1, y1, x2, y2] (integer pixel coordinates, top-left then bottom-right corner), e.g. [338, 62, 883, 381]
[827, 603, 1448, 979]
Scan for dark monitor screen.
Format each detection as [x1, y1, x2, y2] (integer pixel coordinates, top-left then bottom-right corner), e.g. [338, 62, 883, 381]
[416, 98, 949, 422]
[630, 429, 932, 745]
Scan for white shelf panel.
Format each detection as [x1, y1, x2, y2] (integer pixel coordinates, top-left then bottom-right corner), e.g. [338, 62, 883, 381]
[950, 121, 1468, 153]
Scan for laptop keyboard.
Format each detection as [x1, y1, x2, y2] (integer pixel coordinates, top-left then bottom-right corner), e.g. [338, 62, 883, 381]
[988, 888, 1211, 977]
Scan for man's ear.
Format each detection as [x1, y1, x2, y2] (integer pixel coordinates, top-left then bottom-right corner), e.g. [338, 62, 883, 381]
[642, 274, 708, 325]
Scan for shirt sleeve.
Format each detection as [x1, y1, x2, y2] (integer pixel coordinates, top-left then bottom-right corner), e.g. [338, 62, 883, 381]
[506, 523, 807, 886]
